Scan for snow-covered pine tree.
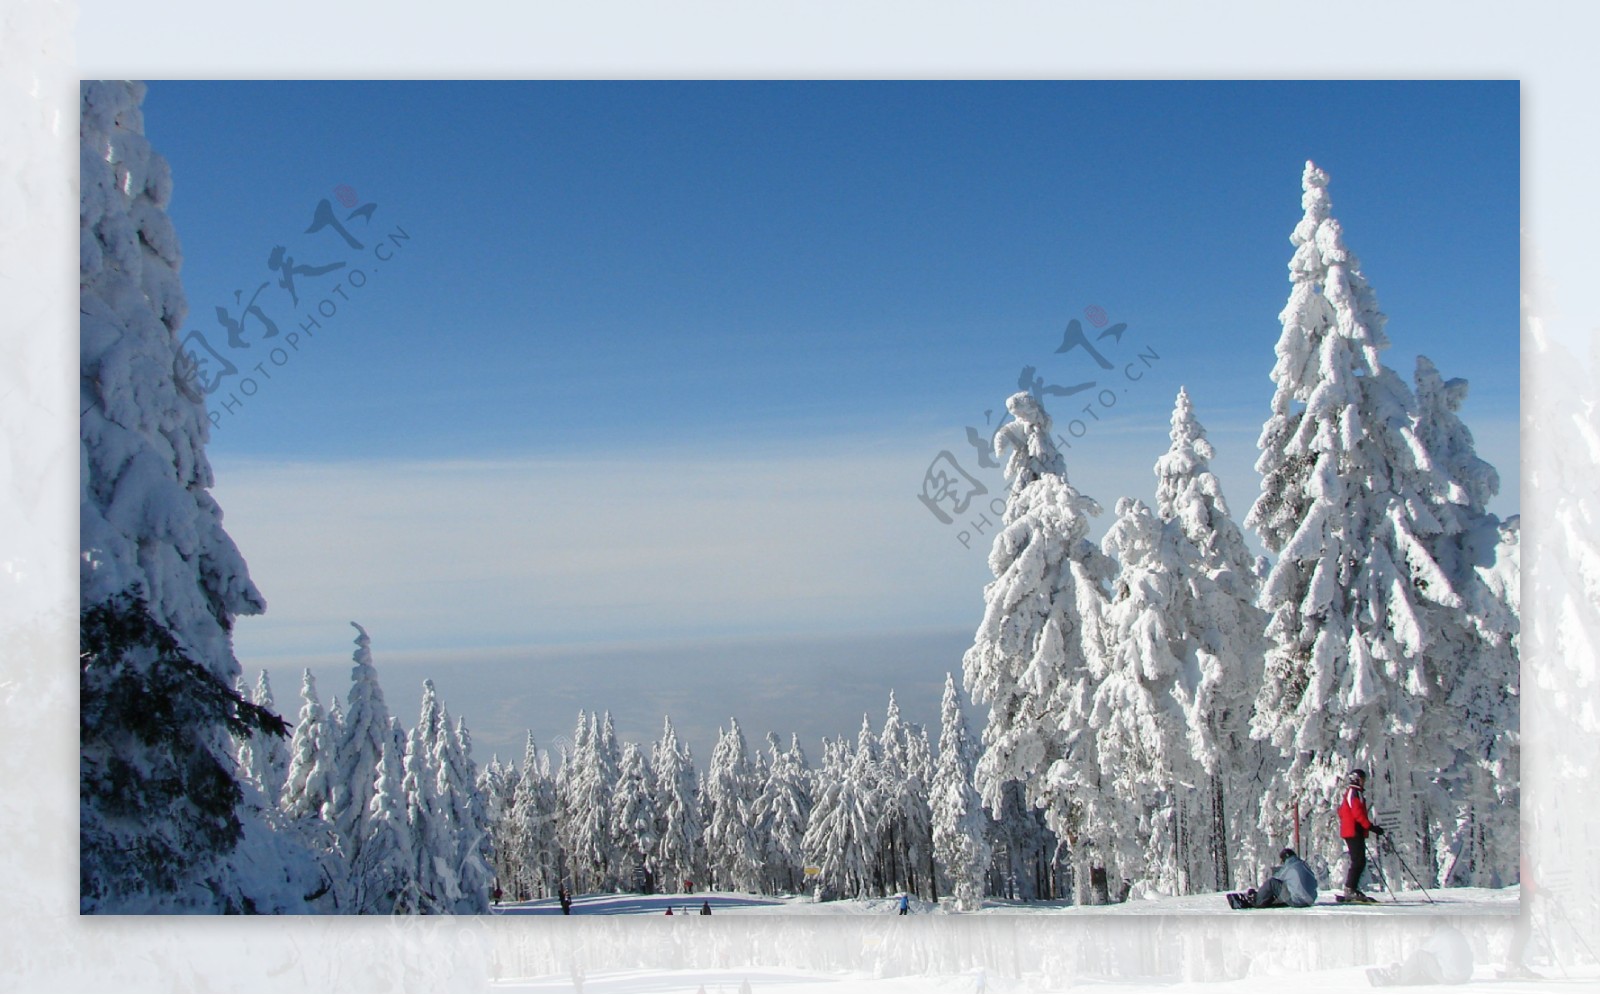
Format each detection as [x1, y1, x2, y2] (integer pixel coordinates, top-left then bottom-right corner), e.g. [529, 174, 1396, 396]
[610, 742, 661, 892]
[1246, 161, 1464, 878]
[331, 622, 391, 888]
[281, 670, 339, 823]
[1095, 497, 1201, 896]
[907, 724, 939, 900]
[752, 733, 813, 894]
[237, 670, 291, 805]
[874, 694, 911, 895]
[476, 751, 521, 902]
[932, 673, 992, 911]
[876, 692, 935, 899]
[78, 80, 322, 913]
[1153, 387, 1269, 890]
[509, 733, 561, 899]
[561, 711, 617, 893]
[962, 390, 1115, 903]
[404, 718, 457, 913]
[651, 716, 704, 892]
[704, 719, 762, 893]
[417, 691, 492, 914]
[1410, 356, 1519, 885]
[802, 736, 874, 899]
[357, 716, 417, 914]
[553, 711, 584, 886]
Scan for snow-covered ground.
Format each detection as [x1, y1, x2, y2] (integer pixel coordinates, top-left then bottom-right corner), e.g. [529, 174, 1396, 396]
[483, 886, 1600, 994]
[493, 886, 1516, 917]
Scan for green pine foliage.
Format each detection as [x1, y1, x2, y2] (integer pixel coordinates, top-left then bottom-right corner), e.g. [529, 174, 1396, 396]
[79, 590, 289, 911]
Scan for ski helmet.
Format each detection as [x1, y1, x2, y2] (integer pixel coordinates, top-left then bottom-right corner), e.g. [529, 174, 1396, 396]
[1349, 768, 1367, 784]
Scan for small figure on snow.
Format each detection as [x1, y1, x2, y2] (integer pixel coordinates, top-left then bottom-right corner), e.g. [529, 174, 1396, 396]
[897, 893, 910, 915]
[664, 906, 673, 915]
[1339, 768, 1386, 903]
[700, 900, 712, 915]
[1226, 848, 1318, 909]
[558, 885, 573, 915]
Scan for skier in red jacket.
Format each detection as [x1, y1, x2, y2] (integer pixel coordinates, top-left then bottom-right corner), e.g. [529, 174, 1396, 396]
[1338, 768, 1386, 902]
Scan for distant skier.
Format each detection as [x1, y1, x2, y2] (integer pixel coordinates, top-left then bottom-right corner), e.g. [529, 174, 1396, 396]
[558, 886, 573, 915]
[1339, 768, 1386, 903]
[664, 906, 673, 915]
[700, 900, 712, 915]
[898, 893, 910, 915]
[1227, 848, 1318, 909]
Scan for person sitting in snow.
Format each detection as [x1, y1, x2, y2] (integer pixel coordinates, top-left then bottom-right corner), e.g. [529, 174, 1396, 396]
[700, 900, 712, 915]
[1230, 848, 1318, 909]
[1339, 768, 1386, 903]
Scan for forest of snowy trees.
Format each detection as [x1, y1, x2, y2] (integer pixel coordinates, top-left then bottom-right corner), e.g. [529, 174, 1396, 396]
[80, 79, 1518, 913]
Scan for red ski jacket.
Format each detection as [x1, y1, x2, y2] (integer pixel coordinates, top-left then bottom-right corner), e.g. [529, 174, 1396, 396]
[1338, 784, 1373, 839]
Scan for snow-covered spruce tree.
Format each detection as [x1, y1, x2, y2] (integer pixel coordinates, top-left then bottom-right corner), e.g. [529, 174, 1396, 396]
[237, 670, 290, 805]
[802, 736, 874, 899]
[1153, 387, 1269, 890]
[427, 704, 492, 913]
[904, 723, 939, 900]
[610, 742, 661, 891]
[553, 711, 583, 886]
[851, 713, 888, 893]
[1094, 497, 1204, 897]
[1410, 356, 1519, 885]
[509, 733, 562, 899]
[704, 719, 762, 892]
[357, 716, 417, 913]
[328, 695, 346, 748]
[561, 711, 617, 893]
[403, 717, 457, 913]
[479, 755, 517, 895]
[331, 622, 391, 902]
[873, 694, 909, 895]
[752, 733, 813, 894]
[876, 693, 936, 899]
[80, 596, 289, 912]
[651, 716, 704, 892]
[79, 80, 325, 913]
[963, 390, 1116, 904]
[932, 672, 993, 911]
[281, 670, 339, 823]
[1246, 161, 1463, 879]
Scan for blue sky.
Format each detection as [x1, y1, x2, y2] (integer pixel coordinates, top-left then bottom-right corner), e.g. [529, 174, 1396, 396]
[141, 81, 1520, 763]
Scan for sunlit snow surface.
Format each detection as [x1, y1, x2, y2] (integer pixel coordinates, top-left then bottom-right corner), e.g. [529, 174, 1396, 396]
[484, 889, 1575, 994]
[492, 886, 1515, 917]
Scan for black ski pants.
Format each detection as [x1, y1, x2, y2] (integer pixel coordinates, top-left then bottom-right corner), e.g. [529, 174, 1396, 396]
[1344, 832, 1368, 893]
[1250, 877, 1289, 908]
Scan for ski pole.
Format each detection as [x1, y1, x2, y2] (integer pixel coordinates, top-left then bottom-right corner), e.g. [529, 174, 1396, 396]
[1381, 834, 1435, 904]
[1368, 841, 1401, 904]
